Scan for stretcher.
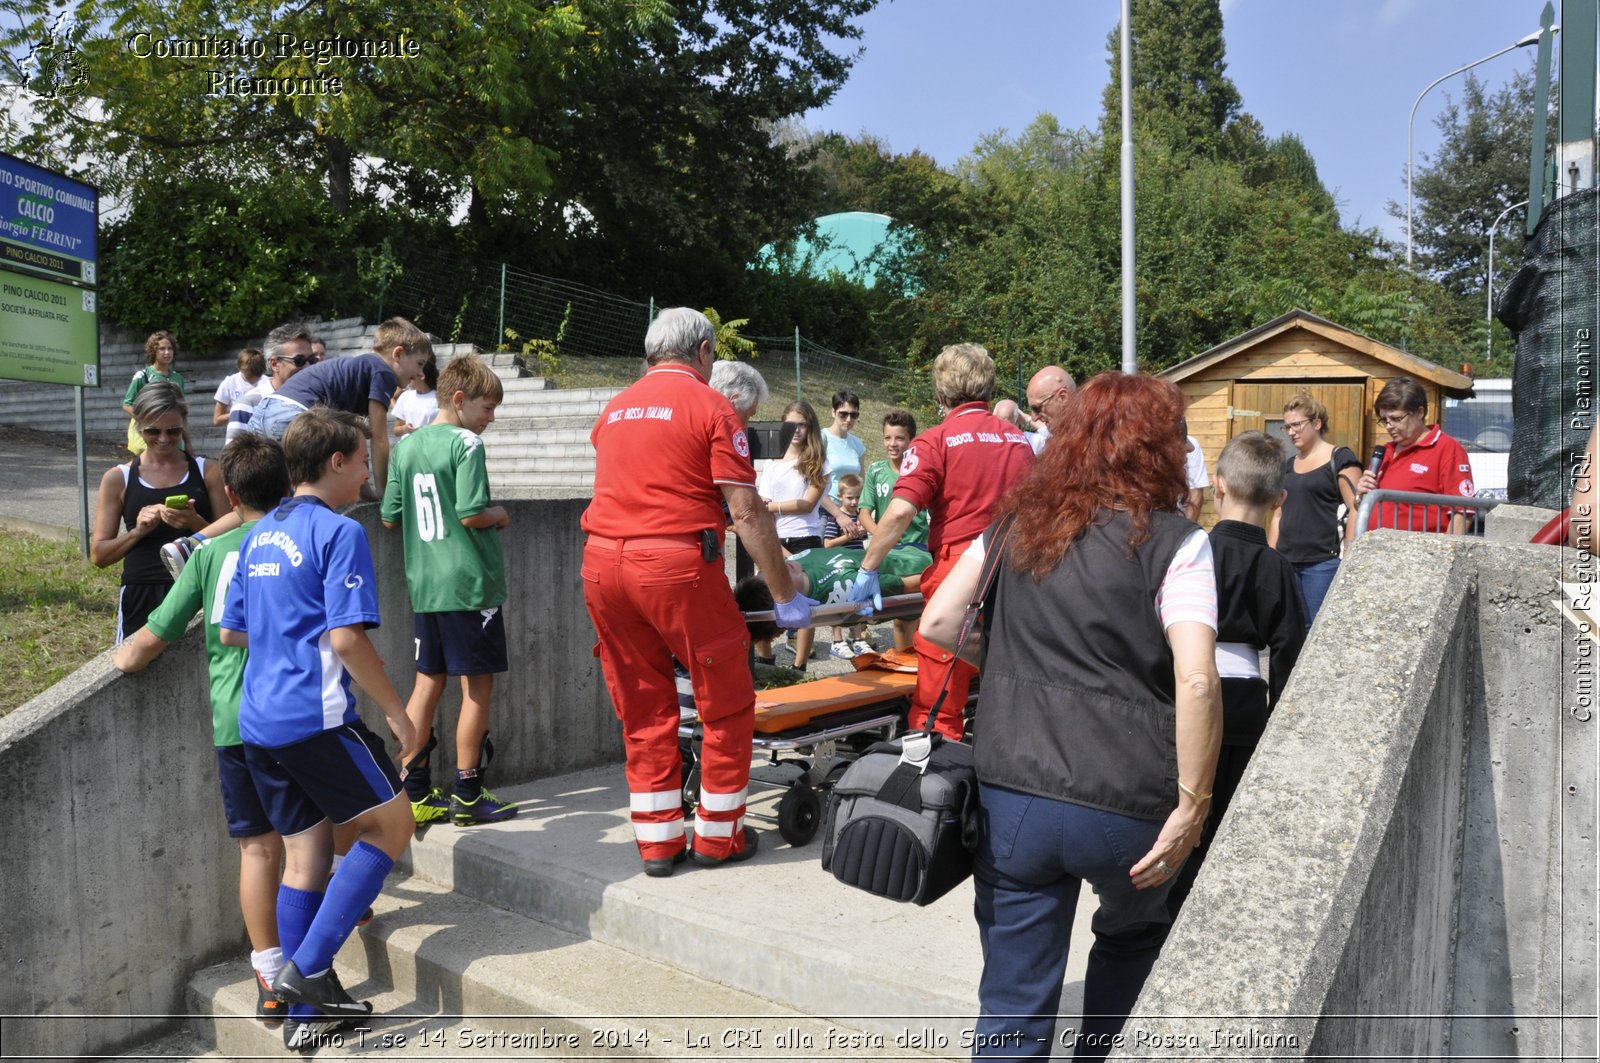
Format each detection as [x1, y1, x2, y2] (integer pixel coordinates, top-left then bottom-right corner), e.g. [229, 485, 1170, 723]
[679, 594, 932, 847]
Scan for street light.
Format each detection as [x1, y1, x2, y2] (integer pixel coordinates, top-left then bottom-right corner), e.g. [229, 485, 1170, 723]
[1486, 199, 1528, 361]
[1408, 27, 1550, 270]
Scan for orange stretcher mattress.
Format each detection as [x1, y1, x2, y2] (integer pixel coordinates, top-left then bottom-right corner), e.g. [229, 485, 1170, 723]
[751, 667, 916, 734]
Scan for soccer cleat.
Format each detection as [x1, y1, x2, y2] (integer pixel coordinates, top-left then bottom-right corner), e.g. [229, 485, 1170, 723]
[643, 848, 689, 878]
[451, 788, 518, 825]
[411, 788, 449, 826]
[357, 906, 374, 927]
[273, 961, 374, 1018]
[283, 1012, 361, 1053]
[159, 535, 200, 581]
[255, 970, 285, 1026]
[851, 639, 874, 657]
[691, 827, 761, 868]
[829, 641, 857, 660]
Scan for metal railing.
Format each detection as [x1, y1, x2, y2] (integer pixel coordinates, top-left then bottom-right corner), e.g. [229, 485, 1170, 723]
[1353, 489, 1503, 539]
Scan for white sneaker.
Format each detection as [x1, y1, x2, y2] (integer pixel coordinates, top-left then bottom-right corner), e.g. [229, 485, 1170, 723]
[851, 639, 874, 656]
[829, 642, 856, 660]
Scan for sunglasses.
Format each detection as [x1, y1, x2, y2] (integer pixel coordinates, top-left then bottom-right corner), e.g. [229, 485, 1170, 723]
[274, 354, 311, 368]
[140, 425, 183, 439]
[835, 409, 859, 419]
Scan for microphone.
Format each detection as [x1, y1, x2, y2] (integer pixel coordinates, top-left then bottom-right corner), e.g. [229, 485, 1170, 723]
[1367, 445, 1385, 477]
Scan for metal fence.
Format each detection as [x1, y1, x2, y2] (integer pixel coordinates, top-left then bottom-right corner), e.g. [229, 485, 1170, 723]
[1353, 490, 1503, 538]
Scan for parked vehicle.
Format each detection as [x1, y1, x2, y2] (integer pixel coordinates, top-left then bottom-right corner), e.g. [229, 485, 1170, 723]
[1441, 378, 1511, 499]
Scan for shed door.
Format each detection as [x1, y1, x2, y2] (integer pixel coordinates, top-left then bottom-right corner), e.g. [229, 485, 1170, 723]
[1231, 382, 1367, 456]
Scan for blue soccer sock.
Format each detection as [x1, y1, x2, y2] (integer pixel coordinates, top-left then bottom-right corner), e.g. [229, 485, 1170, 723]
[276, 886, 323, 1020]
[290, 841, 393, 979]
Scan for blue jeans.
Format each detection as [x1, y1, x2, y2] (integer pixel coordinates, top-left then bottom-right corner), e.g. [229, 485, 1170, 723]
[1294, 557, 1340, 632]
[246, 395, 305, 440]
[972, 784, 1174, 1060]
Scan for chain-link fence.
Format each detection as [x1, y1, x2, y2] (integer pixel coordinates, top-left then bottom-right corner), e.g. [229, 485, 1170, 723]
[374, 255, 924, 417]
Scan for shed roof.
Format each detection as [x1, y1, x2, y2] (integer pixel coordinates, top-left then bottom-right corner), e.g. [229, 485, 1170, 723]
[1158, 309, 1475, 396]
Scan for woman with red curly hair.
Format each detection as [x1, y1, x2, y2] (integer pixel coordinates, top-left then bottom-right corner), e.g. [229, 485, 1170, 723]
[921, 372, 1222, 1060]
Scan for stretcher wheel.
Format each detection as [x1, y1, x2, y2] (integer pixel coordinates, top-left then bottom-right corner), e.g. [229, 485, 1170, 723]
[681, 763, 701, 816]
[777, 782, 822, 847]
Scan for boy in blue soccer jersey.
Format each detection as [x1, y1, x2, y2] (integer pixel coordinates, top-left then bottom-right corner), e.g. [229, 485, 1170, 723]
[381, 355, 515, 828]
[221, 408, 415, 1051]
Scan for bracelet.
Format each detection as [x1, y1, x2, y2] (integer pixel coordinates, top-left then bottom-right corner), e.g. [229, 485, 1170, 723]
[1178, 780, 1212, 803]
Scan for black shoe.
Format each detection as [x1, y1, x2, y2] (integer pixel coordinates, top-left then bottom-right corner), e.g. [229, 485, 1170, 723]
[691, 827, 761, 868]
[283, 1013, 357, 1053]
[274, 961, 374, 1018]
[754, 654, 776, 666]
[643, 848, 688, 878]
[255, 970, 285, 1027]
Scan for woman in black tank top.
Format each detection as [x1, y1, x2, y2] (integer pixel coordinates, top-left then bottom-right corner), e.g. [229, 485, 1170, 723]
[1267, 394, 1361, 630]
[92, 382, 225, 642]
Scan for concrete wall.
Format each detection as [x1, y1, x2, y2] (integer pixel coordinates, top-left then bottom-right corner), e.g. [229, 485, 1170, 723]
[0, 497, 618, 1059]
[1116, 531, 1597, 1060]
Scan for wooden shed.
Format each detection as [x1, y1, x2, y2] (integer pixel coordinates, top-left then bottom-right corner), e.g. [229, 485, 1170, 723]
[1159, 309, 1474, 524]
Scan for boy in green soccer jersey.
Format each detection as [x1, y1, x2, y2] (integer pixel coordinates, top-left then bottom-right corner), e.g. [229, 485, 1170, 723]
[112, 433, 294, 1024]
[380, 354, 515, 827]
[734, 544, 931, 649]
[859, 409, 931, 650]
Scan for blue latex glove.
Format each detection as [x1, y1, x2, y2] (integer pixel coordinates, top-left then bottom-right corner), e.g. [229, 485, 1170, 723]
[773, 591, 819, 631]
[845, 568, 883, 613]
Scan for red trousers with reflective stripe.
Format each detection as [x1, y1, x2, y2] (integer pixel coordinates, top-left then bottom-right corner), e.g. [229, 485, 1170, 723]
[911, 543, 975, 740]
[581, 538, 755, 861]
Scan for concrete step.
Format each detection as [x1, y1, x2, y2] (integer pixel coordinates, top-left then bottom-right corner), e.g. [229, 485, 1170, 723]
[489, 415, 602, 433]
[393, 764, 1029, 1048]
[488, 471, 594, 491]
[477, 426, 590, 446]
[182, 875, 923, 1060]
[483, 442, 592, 462]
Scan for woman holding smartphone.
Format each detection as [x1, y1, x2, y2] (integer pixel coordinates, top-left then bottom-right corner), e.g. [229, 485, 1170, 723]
[93, 382, 225, 642]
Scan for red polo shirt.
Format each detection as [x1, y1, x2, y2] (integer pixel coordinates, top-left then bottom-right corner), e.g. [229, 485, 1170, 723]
[582, 364, 755, 538]
[893, 401, 1036, 556]
[1368, 425, 1474, 533]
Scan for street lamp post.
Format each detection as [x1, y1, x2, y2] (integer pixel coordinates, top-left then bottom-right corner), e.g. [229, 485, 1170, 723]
[1408, 28, 1549, 271]
[1486, 199, 1529, 361]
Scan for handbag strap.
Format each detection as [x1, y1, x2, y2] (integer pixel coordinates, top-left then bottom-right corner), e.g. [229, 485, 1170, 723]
[908, 513, 1015, 743]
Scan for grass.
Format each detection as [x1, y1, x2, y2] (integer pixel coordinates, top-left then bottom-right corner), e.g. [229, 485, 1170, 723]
[0, 528, 119, 716]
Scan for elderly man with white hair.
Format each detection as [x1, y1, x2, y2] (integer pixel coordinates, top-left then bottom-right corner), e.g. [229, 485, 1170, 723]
[582, 309, 815, 875]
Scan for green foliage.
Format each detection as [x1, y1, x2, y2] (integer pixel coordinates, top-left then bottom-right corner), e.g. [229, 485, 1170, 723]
[1101, 0, 1244, 157]
[703, 307, 757, 362]
[503, 302, 571, 380]
[1395, 70, 1536, 299]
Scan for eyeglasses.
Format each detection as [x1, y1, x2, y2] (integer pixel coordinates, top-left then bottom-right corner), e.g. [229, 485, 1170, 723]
[1378, 412, 1415, 427]
[1026, 389, 1064, 415]
[274, 354, 311, 368]
[140, 425, 183, 439]
[1282, 419, 1311, 433]
[836, 409, 859, 419]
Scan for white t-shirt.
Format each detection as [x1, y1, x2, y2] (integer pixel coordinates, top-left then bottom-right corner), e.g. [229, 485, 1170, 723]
[1027, 424, 1050, 455]
[758, 456, 830, 539]
[392, 388, 439, 433]
[1185, 436, 1210, 489]
[213, 371, 257, 408]
[226, 379, 275, 442]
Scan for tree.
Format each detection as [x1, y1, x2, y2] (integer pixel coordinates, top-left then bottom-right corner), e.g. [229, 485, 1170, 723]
[1392, 70, 1536, 301]
[1100, 0, 1245, 158]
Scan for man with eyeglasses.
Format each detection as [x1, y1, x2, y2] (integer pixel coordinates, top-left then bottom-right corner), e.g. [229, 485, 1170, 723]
[225, 325, 314, 443]
[1024, 365, 1076, 454]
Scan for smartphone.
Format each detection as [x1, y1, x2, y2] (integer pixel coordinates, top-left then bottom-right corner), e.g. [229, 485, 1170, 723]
[164, 495, 190, 509]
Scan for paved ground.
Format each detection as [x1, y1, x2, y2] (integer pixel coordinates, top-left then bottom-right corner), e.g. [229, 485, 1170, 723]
[0, 426, 123, 545]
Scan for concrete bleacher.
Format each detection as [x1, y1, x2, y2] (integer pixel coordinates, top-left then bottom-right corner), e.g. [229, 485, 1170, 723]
[0, 318, 619, 495]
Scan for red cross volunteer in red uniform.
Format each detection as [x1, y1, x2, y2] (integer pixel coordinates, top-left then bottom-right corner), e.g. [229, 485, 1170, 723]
[582, 308, 814, 876]
[1357, 375, 1474, 534]
[848, 343, 1036, 739]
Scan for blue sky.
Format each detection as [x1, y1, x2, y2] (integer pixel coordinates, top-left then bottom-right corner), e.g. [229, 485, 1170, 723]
[804, 0, 1562, 242]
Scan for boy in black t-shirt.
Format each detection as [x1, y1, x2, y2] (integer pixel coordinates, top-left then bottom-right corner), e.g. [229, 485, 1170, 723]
[1165, 431, 1305, 919]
